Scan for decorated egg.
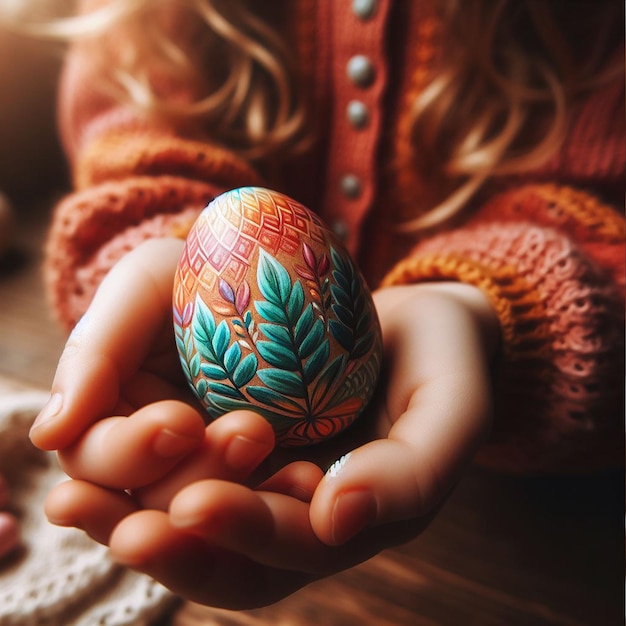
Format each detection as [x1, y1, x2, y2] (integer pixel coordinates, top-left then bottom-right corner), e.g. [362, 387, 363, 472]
[173, 187, 382, 447]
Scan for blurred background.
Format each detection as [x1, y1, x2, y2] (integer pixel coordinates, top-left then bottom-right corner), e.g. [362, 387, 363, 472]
[0, 8, 67, 387]
[0, 5, 623, 625]
[0, 3, 67, 204]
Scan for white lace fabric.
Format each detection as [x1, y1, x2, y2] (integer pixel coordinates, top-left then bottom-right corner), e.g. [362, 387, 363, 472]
[0, 392, 176, 626]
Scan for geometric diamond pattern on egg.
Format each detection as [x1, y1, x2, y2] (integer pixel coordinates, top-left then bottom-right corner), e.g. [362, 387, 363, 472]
[198, 263, 218, 290]
[182, 269, 196, 293]
[233, 235, 254, 260]
[189, 186, 329, 283]
[207, 242, 228, 272]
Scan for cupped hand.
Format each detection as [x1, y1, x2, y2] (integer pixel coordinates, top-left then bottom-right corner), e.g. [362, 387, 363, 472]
[32, 237, 501, 608]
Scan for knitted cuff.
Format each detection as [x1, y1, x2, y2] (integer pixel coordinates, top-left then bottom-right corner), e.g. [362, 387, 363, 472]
[0, 392, 175, 626]
[44, 176, 218, 330]
[380, 221, 624, 473]
[471, 183, 626, 293]
[74, 130, 264, 191]
[381, 252, 522, 357]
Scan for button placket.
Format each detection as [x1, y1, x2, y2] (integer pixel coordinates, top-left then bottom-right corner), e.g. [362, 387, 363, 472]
[322, 0, 391, 253]
[340, 20, 377, 204]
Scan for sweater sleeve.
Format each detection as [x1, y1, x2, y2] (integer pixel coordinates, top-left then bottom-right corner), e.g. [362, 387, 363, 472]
[44, 6, 263, 331]
[381, 184, 625, 473]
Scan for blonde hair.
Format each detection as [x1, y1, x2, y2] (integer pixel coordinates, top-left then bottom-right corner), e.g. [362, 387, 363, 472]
[3, 0, 310, 160]
[398, 0, 624, 230]
[4, 0, 622, 224]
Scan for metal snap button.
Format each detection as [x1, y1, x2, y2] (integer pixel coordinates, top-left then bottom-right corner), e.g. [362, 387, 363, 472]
[352, 0, 377, 20]
[340, 174, 362, 199]
[332, 219, 350, 240]
[346, 55, 375, 88]
[346, 100, 369, 129]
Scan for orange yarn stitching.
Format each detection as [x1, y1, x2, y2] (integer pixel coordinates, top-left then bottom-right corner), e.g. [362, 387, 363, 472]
[381, 252, 529, 353]
[75, 132, 264, 190]
[477, 183, 626, 243]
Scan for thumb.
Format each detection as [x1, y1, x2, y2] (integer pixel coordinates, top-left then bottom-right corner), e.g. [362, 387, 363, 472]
[29, 238, 184, 451]
[309, 368, 492, 546]
[309, 440, 429, 546]
[310, 283, 497, 546]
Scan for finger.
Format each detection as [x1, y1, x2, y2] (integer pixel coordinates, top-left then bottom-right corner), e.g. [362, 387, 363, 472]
[310, 285, 495, 545]
[57, 400, 205, 489]
[44, 480, 138, 545]
[256, 462, 324, 502]
[169, 480, 341, 574]
[109, 510, 311, 609]
[30, 238, 185, 451]
[168, 478, 404, 577]
[135, 410, 275, 510]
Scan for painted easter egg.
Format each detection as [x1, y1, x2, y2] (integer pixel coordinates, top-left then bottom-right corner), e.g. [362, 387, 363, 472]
[173, 187, 382, 447]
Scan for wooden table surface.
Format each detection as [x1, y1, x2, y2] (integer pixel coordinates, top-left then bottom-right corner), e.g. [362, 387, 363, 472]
[0, 197, 622, 626]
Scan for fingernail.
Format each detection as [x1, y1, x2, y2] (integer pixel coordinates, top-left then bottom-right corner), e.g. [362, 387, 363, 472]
[30, 393, 63, 435]
[153, 429, 201, 458]
[224, 435, 269, 471]
[331, 489, 377, 545]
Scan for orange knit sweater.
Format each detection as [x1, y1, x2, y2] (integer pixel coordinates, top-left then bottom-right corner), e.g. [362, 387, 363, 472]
[45, 0, 625, 473]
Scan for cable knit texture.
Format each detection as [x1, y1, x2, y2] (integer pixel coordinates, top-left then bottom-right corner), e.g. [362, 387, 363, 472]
[44, 0, 624, 473]
[0, 393, 175, 626]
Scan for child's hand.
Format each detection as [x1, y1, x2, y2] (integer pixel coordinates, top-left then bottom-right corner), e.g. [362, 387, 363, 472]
[32, 238, 500, 608]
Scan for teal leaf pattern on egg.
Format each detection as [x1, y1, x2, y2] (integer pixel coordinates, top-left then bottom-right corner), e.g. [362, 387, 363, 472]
[179, 246, 382, 443]
[328, 247, 377, 360]
[190, 296, 252, 410]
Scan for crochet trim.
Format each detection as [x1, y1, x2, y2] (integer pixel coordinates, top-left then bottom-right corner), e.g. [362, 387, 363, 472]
[0, 392, 175, 626]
